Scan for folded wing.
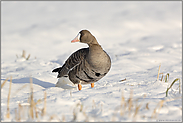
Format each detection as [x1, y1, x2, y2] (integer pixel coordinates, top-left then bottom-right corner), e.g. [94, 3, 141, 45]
[52, 48, 89, 78]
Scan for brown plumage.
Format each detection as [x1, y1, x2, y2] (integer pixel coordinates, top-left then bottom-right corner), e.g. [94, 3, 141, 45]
[52, 30, 111, 90]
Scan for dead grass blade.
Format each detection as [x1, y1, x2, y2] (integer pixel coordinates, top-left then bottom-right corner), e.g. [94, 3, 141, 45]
[120, 91, 125, 116]
[128, 90, 133, 116]
[26, 54, 31, 60]
[70, 91, 72, 97]
[151, 100, 165, 118]
[92, 100, 96, 109]
[157, 63, 161, 80]
[6, 76, 12, 119]
[62, 115, 65, 122]
[164, 73, 169, 82]
[178, 78, 181, 94]
[133, 104, 141, 118]
[146, 103, 149, 110]
[22, 50, 26, 58]
[12, 83, 29, 97]
[160, 73, 164, 81]
[151, 96, 182, 119]
[42, 91, 47, 116]
[119, 78, 126, 82]
[35, 99, 42, 105]
[16, 54, 19, 58]
[166, 78, 180, 97]
[18, 103, 23, 121]
[29, 77, 34, 119]
[1, 77, 9, 89]
[48, 114, 61, 122]
[34, 106, 39, 119]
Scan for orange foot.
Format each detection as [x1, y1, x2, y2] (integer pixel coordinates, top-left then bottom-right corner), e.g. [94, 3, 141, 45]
[91, 83, 94, 88]
[78, 84, 82, 91]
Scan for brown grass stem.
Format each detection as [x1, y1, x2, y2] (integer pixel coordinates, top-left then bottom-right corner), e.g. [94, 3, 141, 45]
[157, 64, 161, 80]
[1, 77, 9, 89]
[6, 76, 12, 119]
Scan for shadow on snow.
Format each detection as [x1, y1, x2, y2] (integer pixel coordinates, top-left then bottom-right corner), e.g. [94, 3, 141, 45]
[2, 77, 55, 88]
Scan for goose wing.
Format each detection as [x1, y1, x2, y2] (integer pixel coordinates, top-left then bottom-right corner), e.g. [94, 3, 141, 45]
[52, 48, 89, 78]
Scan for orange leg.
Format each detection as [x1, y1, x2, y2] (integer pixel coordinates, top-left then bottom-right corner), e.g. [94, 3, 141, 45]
[78, 84, 82, 91]
[91, 83, 94, 88]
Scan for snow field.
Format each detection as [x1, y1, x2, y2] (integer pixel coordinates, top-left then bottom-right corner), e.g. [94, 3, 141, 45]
[1, 1, 182, 122]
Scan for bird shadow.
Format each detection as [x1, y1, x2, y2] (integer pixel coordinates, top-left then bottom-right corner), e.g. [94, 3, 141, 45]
[2, 77, 55, 88]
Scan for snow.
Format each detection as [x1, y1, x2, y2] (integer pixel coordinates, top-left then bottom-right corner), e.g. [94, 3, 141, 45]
[1, 1, 182, 122]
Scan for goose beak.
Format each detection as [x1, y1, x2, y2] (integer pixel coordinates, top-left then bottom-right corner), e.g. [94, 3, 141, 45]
[71, 33, 80, 43]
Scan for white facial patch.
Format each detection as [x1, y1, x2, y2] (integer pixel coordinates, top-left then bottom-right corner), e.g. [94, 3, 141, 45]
[75, 33, 81, 40]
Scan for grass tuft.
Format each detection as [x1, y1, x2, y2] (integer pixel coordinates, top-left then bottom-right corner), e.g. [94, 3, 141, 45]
[157, 64, 170, 82]
[2, 76, 62, 121]
[16, 50, 31, 60]
[113, 90, 147, 121]
[155, 64, 181, 97]
[151, 100, 165, 118]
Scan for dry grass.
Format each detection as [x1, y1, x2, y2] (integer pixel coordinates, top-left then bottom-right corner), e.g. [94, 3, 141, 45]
[119, 78, 127, 82]
[27, 77, 51, 120]
[2, 76, 62, 122]
[151, 100, 165, 118]
[112, 90, 148, 121]
[2, 67, 181, 122]
[71, 99, 105, 122]
[1, 77, 9, 89]
[6, 76, 12, 119]
[69, 64, 182, 121]
[156, 64, 181, 97]
[145, 103, 149, 110]
[113, 87, 181, 121]
[72, 102, 89, 122]
[42, 91, 47, 116]
[29, 77, 34, 119]
[166, 78, 181, 97]
[151, 96, 182, 119]
[157, 64, 170, 82]
[151, 64, 182, 117]
[16, 50, 31, 60]
[157, 63, 161, 81]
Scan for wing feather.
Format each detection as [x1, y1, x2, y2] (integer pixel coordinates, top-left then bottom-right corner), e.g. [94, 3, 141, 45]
[52, 48, 89, 78]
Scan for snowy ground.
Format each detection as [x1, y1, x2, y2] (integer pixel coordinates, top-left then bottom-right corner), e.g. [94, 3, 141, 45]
[1, 1, 182, 122]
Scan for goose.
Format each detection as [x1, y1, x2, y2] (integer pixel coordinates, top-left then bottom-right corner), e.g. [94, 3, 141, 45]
[52, 30, 111, 90]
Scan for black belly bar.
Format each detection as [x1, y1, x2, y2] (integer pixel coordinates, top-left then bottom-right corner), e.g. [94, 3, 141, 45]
[75, 69, 106, 83]
[75, 70, 94, 82]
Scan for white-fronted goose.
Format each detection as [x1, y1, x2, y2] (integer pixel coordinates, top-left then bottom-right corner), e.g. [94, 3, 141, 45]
[52, 30, 111, 90]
